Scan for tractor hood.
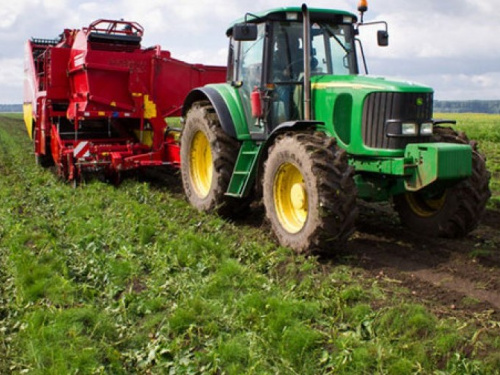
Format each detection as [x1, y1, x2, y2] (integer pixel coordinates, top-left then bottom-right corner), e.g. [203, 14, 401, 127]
[311, 74, 435, 157]
[310, 74, 433, 95]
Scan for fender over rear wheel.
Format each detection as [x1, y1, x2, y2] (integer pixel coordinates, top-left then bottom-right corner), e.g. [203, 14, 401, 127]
[180, 101, 251, 217]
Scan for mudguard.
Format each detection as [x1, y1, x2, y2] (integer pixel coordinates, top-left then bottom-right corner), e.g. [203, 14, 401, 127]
[183, 87, 238, 138]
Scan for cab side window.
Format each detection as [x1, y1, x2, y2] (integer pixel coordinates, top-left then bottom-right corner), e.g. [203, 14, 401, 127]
[235, 23, 266, 127]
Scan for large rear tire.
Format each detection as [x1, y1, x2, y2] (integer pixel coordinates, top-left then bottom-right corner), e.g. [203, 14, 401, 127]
[180, 101, 250, 217]
[393, 126, 491, 237]
[263, 131, 357, 253]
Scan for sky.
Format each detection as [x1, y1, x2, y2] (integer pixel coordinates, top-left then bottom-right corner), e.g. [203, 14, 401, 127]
[1, 0, 500, 104]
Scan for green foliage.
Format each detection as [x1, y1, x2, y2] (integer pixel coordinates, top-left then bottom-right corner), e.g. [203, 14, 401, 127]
[1, 114, 499, 374]
[20, 308, 122, 374]
[435, 112, 500, 208]
[377, 304, 437, 339]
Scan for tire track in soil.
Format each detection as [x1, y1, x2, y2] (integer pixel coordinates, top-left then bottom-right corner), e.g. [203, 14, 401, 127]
[237, 201, 500, 315]
[341, 203, 500, 315]
[352, 236, 500, 310]
[156, 171, 500, 316]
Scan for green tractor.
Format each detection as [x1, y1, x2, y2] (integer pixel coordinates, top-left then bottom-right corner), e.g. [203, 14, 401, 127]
[180, 3, 491, 253]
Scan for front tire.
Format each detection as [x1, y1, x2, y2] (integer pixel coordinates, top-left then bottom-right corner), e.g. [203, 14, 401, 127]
[180, 101, 250, 217]
[393, 126, 491, 237]
[263, 131, 357, 253]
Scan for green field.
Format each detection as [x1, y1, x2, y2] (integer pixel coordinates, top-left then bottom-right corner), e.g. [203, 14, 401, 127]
[436, 113, 500, 208]
[1, 113, 500, 374]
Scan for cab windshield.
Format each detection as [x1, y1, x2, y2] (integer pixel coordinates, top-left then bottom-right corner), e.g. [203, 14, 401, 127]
[315, 22, 358, 75]
[271, 21, 358, 80]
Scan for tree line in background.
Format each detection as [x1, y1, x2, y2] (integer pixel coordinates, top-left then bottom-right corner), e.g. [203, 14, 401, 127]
[2, 101, 500, 114]
[0, 104, 22, 112]
[434, 100, 500, 114]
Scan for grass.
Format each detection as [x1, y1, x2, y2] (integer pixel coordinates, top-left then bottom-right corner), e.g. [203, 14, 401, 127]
[435, 112, 500, 208]
[1, 113, 500, 374]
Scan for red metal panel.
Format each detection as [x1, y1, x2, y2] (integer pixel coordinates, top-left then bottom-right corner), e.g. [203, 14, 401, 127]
[47, 48, 71, 100]
[26, 18, 227, 181]
[152, 53, 226, 117]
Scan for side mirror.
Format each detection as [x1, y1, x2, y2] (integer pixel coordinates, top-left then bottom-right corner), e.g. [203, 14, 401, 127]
[233, 23, 258, 41]
[377, 30, 389, 46]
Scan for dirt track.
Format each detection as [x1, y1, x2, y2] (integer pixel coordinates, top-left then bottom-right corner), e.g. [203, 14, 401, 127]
[341, 202, 500, 319]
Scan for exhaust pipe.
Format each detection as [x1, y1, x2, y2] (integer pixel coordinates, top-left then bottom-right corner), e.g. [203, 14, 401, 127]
[302, 4, 311, 121]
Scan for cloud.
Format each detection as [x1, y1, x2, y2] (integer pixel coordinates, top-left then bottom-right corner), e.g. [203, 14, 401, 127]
[423, 72, 500, 100]
[0, 6, 18, 29]
[1, 0, 500, 104]
[370, 0, 500, 61]
[0, 58, 23, 85]
[0, 58, 23, 103]
[355, 0, 500, 100]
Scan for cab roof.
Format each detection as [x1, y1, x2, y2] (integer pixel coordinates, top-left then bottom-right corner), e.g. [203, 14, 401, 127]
[227, 7, 358, 36]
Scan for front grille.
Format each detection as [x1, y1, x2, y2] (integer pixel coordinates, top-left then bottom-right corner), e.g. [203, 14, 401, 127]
[362, 92, 433, 149]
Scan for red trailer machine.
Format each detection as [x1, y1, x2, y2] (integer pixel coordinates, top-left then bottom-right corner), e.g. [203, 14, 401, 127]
[23, 19, 226, 182]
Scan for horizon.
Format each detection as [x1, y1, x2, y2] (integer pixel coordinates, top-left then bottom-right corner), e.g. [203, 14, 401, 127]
[4, 100, 500, 115]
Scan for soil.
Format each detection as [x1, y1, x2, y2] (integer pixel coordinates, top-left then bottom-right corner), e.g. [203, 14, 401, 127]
[145, 168, 500, 320]
[338, 202, 500, 320]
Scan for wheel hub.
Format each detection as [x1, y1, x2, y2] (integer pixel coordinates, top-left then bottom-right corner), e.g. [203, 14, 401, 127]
[290, 183, 306, 210]
[405, 191, 447, 218]
[189, 131, 212, 198]
[274, 163, 308, 234]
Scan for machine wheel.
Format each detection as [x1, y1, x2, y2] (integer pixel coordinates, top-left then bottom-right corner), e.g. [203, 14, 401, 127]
[393, 126, 491, 237]
[262, 131, 357, 253]
[181, 101, 250, 217]
[35, 153, 54, 168]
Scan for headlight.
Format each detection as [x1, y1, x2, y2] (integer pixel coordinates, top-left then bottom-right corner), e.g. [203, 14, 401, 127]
[401, 122, 417, 135]
[420, 122, 433, 135]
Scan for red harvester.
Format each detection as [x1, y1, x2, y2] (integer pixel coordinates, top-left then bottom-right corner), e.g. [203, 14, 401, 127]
[23, 19, 226, 182]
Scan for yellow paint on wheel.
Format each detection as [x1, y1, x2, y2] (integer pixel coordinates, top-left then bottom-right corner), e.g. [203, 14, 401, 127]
[405, 191, 447, 218]
[274, 163, 308, 233]
[189, 130, 212, 198]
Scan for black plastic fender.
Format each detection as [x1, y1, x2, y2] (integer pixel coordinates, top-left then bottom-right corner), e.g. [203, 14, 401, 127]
[253, 120, 325, 196]
[182, 87, 237, 139]
[267, 120, 324, 142]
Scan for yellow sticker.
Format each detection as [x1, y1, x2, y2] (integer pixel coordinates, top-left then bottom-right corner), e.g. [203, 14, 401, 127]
[144, 95, 157, 119]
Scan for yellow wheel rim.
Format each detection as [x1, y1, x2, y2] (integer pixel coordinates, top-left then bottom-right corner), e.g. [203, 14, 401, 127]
[274, 163, 308, 233]
[405, 191, 447, 218]
[189, 130, 212, 198]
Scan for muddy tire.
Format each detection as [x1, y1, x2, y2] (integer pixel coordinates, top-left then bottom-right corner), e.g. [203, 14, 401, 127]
[180, 101, 250, 217]
[393, 126, 491, 237]
[263, 131, 358, 253]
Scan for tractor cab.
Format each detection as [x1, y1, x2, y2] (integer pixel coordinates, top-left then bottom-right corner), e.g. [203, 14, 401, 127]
[227, 7, 360, 137]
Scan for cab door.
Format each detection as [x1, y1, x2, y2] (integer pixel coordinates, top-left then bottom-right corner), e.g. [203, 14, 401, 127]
[232, 23, 267, 139]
